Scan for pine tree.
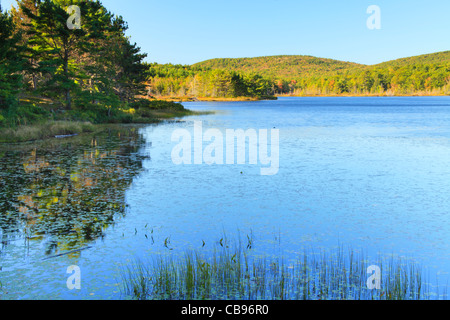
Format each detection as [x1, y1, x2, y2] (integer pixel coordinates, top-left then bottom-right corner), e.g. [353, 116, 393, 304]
[21, 0, 101, 110]
[115, 38, 147, 103]
[0, 5, 23, 119]
[11, 0, 40, 91]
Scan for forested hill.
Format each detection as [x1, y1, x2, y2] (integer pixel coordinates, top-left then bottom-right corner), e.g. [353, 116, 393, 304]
[193, 55, 364, 79]
[194, 51, 450, 79]
[374, 51, 450, 68]
[183, 51, 450, 96]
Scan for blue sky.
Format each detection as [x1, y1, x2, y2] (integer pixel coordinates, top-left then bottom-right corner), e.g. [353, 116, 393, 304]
[2, 0, 449, 65]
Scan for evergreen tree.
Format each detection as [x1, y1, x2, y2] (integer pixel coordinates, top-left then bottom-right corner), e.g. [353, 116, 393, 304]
[0, 5, 23, 120]
[115, 38, 147, 103]
[21, 0, 102, 109]
[11, 0, 40, 91]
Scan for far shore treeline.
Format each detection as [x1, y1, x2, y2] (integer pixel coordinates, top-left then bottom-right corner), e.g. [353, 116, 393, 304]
[150, 53, 450, 98]
[1, 0, 449, 135]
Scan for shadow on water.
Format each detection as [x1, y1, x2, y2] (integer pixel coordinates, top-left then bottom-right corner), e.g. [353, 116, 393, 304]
[0, 125, 147, 258]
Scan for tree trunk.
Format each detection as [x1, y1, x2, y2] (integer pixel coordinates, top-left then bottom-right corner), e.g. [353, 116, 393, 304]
[63, 51, 71, 110]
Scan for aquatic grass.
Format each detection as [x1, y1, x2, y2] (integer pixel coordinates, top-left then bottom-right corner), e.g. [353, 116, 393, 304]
[120, 259, 152, 300]
[121, 236, 440, 300]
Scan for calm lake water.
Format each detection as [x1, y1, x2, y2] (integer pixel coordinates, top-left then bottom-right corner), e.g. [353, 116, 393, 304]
[1, 97, 449, 299]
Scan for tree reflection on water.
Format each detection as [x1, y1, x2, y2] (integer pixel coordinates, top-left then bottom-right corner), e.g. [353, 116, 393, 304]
[0, 126, 147, 257]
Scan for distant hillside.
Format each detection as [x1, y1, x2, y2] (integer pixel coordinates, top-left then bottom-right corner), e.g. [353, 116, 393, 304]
[187, 51, 450, 96]
[146, 51, 450, 99]
[374, 51, 450, 69]
[193, 51, 450, 81]
[193, 55, 365, 79]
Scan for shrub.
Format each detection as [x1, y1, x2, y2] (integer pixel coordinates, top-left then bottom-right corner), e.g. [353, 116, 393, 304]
[131, 99, 186, 111]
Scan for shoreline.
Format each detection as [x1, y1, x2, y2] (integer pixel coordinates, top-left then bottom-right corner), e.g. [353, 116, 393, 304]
[152, 94, 449, 102]
[0, 109, 200, 144]
[278, 93, 450, 98]
[2, 94, 448, 144]
[151, 96, 278, 102]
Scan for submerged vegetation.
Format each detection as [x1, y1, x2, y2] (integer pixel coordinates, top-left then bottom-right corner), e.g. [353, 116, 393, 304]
[121, 234, 447, 301]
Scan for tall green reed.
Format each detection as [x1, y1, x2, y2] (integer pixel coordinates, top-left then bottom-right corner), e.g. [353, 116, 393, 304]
[121, 234, 442, 300]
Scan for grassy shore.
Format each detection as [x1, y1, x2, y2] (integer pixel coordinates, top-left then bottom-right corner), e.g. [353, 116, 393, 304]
[0, 99, 202, 143]
[0, 121, 98, 143]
